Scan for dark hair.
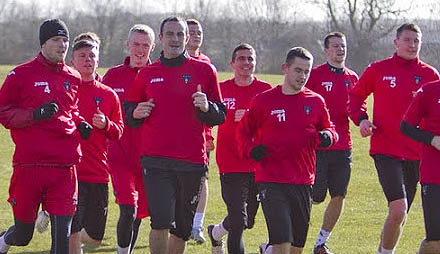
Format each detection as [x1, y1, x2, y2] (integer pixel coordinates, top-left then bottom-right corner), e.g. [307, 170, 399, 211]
[160, 16, 187, 35]
[285, 47, 313, 66]
[324, 32, 345, 48]
[73, 32, 101, 46]
[186, 18, 201, 26]
[231, 43, 255, 62]
[396, 23, 421, 38]
[72, 40, 96, 54]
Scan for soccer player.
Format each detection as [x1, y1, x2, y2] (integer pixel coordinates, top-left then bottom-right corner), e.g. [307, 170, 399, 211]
[401, 81, 440, 254]
[237, 47, 337, 254]
[102, 24, 155, 254]
[348, 23, 440, 254]
[124, 16, 225, 254]
[306, 32, 359, 254]
[69, 40, 124, 254]
[73, 32, 102, 82]
[0, 19, 92, 254]
[207, 43, 271, 254]
[186, 18, 213, 244]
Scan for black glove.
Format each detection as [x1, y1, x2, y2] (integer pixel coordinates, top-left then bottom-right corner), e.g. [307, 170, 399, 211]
[319, 131, 332, 147]
[78, 121, 93, 139]
[250, 145, 267, 162]
[33, 101, 59, 120]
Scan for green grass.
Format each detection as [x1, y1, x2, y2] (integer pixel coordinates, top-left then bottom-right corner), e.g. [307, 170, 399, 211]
[0, 66, 425, 253]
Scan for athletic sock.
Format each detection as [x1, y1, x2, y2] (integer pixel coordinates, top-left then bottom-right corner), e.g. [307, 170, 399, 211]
[315, 229, 331, 247]
[117, 245, 130, 254]
[212, 221, 228, 240]
[193, 212, 205, 231]
[0, 233, 10, 253]
[265, 244, 273, 254]
[380, 248, 394, 254]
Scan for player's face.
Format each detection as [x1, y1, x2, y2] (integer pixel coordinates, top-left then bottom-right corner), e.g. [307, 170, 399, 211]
[187, 23, 203, 50]
[282, 57, 312, 94]
[71, 46, 99, 79]
[127, 32, 154, 68]
[231, 49, 256, 78]
[159, 21, 189, 59]
[324, 36, 346, 65]
[41, 36, 69, 63]
[394, 29, 421, 60]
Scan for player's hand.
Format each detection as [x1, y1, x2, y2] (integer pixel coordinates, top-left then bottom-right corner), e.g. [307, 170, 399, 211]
[78, 121, 93, 139]
[206, 139, 215, 151]
[192, 84, 209, 112]
[33, 101, 59, 120]
[92, 107, 106, 129]
[234, 109, 246, 122]
[250, 145, 267, 161]
[133, 98, 155, 119]
[359, 119, 376, 137]
[431, 136, 440, 151]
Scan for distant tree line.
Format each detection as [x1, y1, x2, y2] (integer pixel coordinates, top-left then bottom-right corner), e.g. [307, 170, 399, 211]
[1, 0, 439, 74]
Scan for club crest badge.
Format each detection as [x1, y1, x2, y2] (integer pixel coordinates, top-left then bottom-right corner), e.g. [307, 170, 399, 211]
[94, 97, 103, 106]
[63, 81, 71, 91]
[345, 80, 350, 87]
[414, 76, 422, 85]
[182, 74, 191, 84]
[304, 105, 312, 115]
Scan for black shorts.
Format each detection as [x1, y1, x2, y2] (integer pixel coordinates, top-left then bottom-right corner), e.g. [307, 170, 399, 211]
[421, 184, 440, 241]
[312, 150, 352, 203]
[71, 182, 109, 240]
[220, 173, 259, 231]
[372, 154, 419, 204]
[143, 167, 203, 241]
[258, 183, 312, 248]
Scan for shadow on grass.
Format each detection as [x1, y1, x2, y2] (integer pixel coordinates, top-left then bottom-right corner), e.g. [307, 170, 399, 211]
[15, 245, 148, 254]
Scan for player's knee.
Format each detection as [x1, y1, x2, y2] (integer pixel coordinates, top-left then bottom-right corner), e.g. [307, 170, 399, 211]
[388, 200, 407, 224]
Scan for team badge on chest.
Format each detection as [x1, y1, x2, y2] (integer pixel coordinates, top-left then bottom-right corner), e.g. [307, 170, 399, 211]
[94, 97, 103, 106]
[182, 74, 191, 84]
[345, 80, 350, 87]
[63, 81, 71, 91]
[414, 76, 422, 85]
[304, 105, 312, 115]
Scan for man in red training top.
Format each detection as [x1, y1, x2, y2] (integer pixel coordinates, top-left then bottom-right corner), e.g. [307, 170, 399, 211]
[185, 18, 214, 244]
[349, 23, 439, 254]
[0, 19, 92, 254]
[237, 47, 337, 254]
[69, 40, 124, 254]
[401, 81, 440, 254]
[103, 24, 155, 254]
[125, 16, 225, 254]
[73, 32, 103, 82]
[306, 32, 359, 254]
[207, 43, 271, 254]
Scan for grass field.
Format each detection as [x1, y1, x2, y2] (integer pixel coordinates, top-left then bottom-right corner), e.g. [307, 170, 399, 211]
[0, 65, 425, 254]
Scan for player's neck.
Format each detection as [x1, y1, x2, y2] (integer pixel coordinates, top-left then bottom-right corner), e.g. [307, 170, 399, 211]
[234, 75, 254, 87]
[81, 74, 94, 81]
[328, 60, 345, 69]
[187, 48, 200, 57]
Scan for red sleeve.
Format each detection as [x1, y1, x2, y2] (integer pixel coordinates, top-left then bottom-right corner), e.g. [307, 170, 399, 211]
[348, 65, 374, 125]
[403, 88, 425, 126]
[236, 97, 262, 158]
[104, 90, 124, 140]
[0, 70, 34, 129]
[126, 71, 147, 103]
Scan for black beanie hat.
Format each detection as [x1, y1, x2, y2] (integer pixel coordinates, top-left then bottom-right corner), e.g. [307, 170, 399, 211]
[39, 19, 69, 46]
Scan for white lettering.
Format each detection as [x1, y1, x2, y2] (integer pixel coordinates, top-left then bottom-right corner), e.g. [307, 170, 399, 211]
[150, 77, 164, 84]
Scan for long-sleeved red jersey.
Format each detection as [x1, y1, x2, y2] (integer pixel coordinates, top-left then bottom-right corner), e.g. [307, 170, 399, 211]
[403, 81, 440, 185]
[126, 56, 223, 166]
[349, 53, 439, 160]
[0, 53, 82, 165]
[237, 86, 337, 185]
[306, 63, 358, 150]
[216, 78, 271, 173]
[77, 80, 123, 183]
[102, 57, 143, 171]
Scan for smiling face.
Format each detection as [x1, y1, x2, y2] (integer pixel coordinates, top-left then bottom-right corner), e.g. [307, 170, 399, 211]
[231, 49, 256, 79]
[159, 20, 189, 59]
[41, 36, 69, 63]
[127, 31, 154, 68]
[324, 36, 346, 66]
[394, 29, 421, 60]
[71, 45, 99, 80]
[282, 56, 312, 94]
